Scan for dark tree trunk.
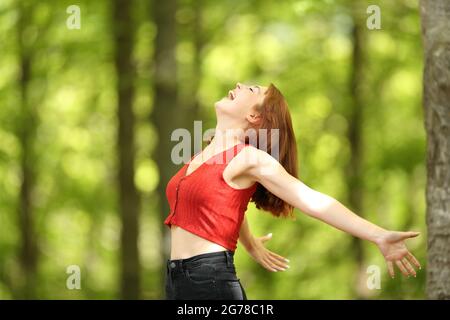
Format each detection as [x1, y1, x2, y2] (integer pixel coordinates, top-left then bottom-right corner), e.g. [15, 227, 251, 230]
[179, 0, 204, 150]
[16, 1, 38, 300]
[151, 0, 178, 298]
[189, 0, 204, 122]
[112, 0, 141, 300]
[420, 0, 450, 300]
[347, 11, 367, 298]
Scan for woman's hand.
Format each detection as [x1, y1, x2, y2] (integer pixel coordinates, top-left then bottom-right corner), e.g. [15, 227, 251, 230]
[247, 233, 290, 272]
[375, 231, 421, 278]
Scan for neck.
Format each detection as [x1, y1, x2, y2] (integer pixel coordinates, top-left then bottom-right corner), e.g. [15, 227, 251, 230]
[209, 124, 245, 150]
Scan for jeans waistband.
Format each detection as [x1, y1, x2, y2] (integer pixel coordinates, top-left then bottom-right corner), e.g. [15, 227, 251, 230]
[167, 250, 234, 272]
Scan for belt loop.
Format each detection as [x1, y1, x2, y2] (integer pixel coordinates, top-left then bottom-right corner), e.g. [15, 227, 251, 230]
[226, 251, 231, 267]
[166, 260, 171, 283]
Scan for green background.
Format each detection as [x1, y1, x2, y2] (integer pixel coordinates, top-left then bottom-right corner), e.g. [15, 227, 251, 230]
[0, 0, 425, 299]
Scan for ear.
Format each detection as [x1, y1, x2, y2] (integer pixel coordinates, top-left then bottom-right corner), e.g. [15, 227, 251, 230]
[246, 112, 261, 125]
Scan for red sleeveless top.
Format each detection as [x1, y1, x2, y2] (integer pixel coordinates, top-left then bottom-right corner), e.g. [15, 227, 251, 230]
[164, 143, 257, 251]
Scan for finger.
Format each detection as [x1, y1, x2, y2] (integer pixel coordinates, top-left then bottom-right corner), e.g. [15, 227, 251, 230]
[402, 231, 420, 240]
[267, 255, 289, 271]
[262, 258, 278, 272]
[260, 233, 273, 243]
[262, 261, 276, 272]
[264, 256, 285, 271]
[395, 260, 409, 277]
[401, 257, 416, 277]
[387, 261, 395, 278]
[269, 251, 290, 264]
[259, 258, 272, 271]
[406, 252, 421, 270]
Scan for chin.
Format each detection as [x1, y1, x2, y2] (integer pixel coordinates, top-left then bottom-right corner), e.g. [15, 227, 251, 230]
[215, 98, 230, 110]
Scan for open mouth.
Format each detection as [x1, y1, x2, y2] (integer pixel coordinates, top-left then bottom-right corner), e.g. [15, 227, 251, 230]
[228, 90, 236, 100]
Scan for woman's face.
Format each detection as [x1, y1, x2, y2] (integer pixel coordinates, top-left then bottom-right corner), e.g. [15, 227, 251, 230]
[215, 82, 268, 123]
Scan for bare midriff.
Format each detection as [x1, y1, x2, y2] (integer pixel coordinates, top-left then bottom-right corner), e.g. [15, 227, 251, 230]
[169, 224, 228, 260]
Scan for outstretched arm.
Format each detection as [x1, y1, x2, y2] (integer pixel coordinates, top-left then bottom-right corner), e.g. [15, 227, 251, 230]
[239, 216, 290, 272]
[244, 147, 421, 278]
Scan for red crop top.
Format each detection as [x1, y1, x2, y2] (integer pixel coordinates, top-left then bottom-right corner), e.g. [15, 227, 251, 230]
[164, 143, 257, 251]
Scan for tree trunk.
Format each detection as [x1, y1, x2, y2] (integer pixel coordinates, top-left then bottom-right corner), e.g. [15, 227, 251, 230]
[16, 1, 39, 300]
[347, 11, 367, 298]
[112, 0, 141, 300]
[420, 0, 450, 300]
[151, 0, 178, 298]
[179, 0, 204, 150]
[189, 0, 204, 122]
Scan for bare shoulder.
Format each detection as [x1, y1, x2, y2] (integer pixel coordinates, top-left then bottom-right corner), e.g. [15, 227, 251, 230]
[225, 145, 283, 186]
[237, 145, 279, 170]
[221, 145, 260, 188]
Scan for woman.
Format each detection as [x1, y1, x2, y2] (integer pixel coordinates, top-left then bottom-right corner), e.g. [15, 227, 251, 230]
[164, 82, 421, 300]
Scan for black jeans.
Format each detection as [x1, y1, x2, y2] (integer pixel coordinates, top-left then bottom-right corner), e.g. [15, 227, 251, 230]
[165, 250, 248, 300]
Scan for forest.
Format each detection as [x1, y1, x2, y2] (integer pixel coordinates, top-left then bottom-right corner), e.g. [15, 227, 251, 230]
[0, 0, 449, 299]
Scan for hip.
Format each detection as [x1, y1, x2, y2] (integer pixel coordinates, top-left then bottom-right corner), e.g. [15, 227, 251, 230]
[165, 250, 247, 300]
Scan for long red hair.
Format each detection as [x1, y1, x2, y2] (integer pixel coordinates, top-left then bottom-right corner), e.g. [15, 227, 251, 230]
[247, 83, 298, 219]
[207, 83, 298, 220]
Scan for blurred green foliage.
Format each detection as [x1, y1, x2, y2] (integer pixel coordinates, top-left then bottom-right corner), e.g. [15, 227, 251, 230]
[0, 0, 425, 299]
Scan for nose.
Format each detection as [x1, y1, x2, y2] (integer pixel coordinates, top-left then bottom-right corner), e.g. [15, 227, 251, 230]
[236, 82, 242, 89]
